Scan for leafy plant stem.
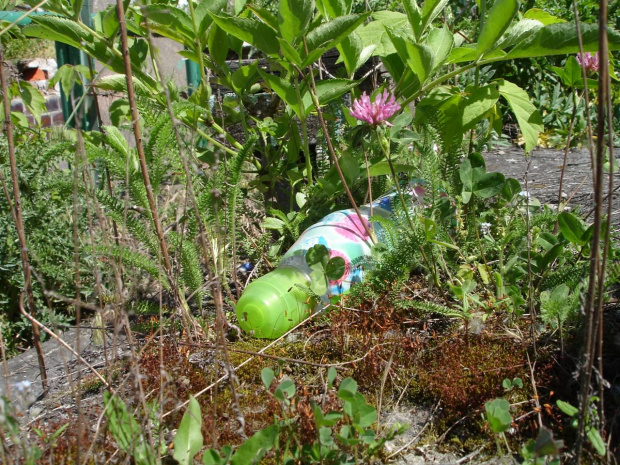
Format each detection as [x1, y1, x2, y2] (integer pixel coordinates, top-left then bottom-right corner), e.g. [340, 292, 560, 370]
[0, 43, 48, 394]
[297, 59, 375, 243]
[375, 128, 446, 297]
[115, 0, 195, 337]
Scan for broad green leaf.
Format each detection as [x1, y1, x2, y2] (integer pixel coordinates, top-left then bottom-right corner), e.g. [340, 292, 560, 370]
[141, 5, 194, 43]
[557, 212, 587, 245]
[12, 81, 45, 125]
[278, 37, 303, 66]
[230, 425, 279, 465]
[496, 19, 543, 51]
[102, 125, 130, 156]
[310, 270, 328, 296]
[209, 13, 279, 56]
[506, 22, 620, 60]
[278, 0, 314, 44]
[497, 80, 543, 153]
[357, 403, 378, 428]
[196, 0, 227, 43]
[208, 24, 230, 69]
[419, 0, 448, 37]
[534, 427, 564, 457]
[303, 79, 360, 113]
[401, 0, 422, 39]
[552, 56, 582, 88]
[356, 11, 409, 56]
[338, 377, 358, 400]
[461, 84, 500, 131]
[307, 244, 330, 271]
[523, 8, 566, 25]
[319, 426, 335, 446]
[474, 172, 505, 198]
[262, 217, 285, 231]
[386, 29, 432, 87]
[246, 4, 278, 31]
[426, 26, 454, 71]
[365, 161, 415, 178]
[25, 16, 88, 49]
[173, 396, 203, 465]
[485, 398, 512, 433]
[338, 153, 361, 185]
[460, 152, 486, 204]
[257, 69, 302, 117]
[316, 0, 352, 18]
[303, 13, 368, 66]
[326, 257, 346, 281]
[476, 0, 518, 58]
[261, 367, 275, 389]
[276, 379, 296, 399]
[231, 63, 259, 94]
[337, 33, 376, 76]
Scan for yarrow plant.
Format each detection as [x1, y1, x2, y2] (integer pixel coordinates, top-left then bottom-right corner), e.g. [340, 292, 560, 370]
[576, 51, 600, 74]
[350, 89, 401, 126]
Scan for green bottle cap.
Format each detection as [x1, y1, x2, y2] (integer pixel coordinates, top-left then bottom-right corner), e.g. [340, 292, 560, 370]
[236, 267, 312, 339]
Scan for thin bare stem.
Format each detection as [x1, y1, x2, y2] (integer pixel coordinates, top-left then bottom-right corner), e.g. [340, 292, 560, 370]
[115, 0, 194, 335]
[0, 44, 48, 394]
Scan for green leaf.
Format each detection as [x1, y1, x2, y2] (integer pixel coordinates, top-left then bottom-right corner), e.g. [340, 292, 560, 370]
[261, 367, 275, 390]
[304, 78, 360, 113]
[303, 13, 368, 66]
[316, 0, 352, 18]
[327, 367, 337, 389]
[230, 424, 279, 465]
[337, 33, 375, 76]
[534, 426, 564, 457]
[556, 399, 578, 417]
[326, 257, 346, 281]
[496, 19, 543, 51]
[523, 8, 565, 25]
[306, 244, 330, 270]
[501, 177, 521, 201]
[485, 398, 512, 433]
[506, 22, 620, 60]
[12, 81, 45, 125]
[401, 0, 422, 39]
[387, 29, 432, 88]
[141, 4, 194, 43]
[231, 63, 259, 94]
[497, 80, 543, 154]
[474, 172, 505, 199]
[338, 377, 358, 400]
[25, 16, 89, 49]
[173, 396, 203, 465]
[48, 63, 75, 98]
[557, 212, 587, 245]
[461, 83, 500, 131]
[356, 11, 409, 56]
[275, 379, 296, 399]
[459, 152, 486, 204]
[476, 0, 518, 58]
[310, 270, 328, 295]
[208, 24, 230, 69]
[587, 427, 606, 456]
[426, 26, 454, 71]
[257, 69, 302, 117]
[210, 13, 279, 56]
[196, 0, 227, 43]
[278, 0, 314, 45]
[357, 404, 378, 428]
[419, 0, 448, 37]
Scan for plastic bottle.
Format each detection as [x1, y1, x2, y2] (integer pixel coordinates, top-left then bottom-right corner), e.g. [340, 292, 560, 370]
[235, 185, 428, 338]
[235, 193, 393, 338]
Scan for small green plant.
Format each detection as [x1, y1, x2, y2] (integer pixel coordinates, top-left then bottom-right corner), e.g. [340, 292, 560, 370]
[202, 368, 407, 464]
[556, 398, 606, 457]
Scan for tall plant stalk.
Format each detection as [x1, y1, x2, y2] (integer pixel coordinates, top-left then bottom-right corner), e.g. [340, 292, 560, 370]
[574, 0, 610, 460]
[0, 44, 47, 393]
[115, 0, 196, 336]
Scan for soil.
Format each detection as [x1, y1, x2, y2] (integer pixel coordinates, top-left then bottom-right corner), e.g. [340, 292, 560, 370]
[2, 144, 618, 463]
